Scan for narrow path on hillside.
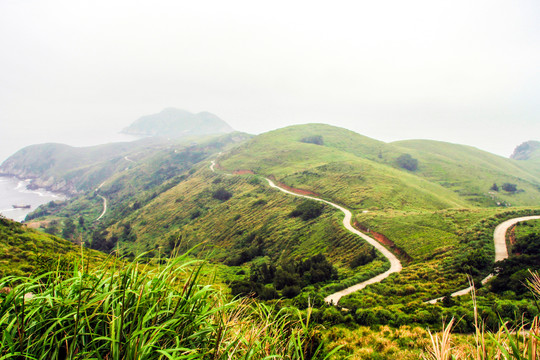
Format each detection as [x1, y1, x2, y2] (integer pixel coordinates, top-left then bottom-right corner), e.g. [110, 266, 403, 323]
[265, 179, 402, 305]
[427, 215, 540, 304]
[209, 160, 402, 305]
[96, 195, 107, 221]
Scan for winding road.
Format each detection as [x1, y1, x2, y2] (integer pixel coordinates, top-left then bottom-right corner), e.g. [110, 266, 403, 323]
[427, 215, 540, 303]
[210, 159, 540, 306]
[96, 195, 107, 221]
[210, 159, 402, 305]
[265, 179, 402, 304]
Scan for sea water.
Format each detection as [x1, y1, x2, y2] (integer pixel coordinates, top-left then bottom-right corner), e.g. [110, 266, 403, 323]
[0, 176, 65, 222]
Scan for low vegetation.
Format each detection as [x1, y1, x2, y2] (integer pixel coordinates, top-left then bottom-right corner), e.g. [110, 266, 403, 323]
[0, 216, 103, 277]
[230, 254, 338, 300]
[0, 252, 338, 359]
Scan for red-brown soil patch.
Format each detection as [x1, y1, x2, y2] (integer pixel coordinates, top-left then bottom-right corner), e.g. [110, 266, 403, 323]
[354, 221, 413, 262]
[267, 176, 319, 197]
[508, 224, 517, 246]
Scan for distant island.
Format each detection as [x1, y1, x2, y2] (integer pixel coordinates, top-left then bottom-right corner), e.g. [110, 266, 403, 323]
[121, 108, 234, 138]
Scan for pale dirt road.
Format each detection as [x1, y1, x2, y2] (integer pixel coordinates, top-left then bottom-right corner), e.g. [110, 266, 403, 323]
[265, 178, 402, 305]
[427, 215, 540, 304]
[96, 195, 107, 221]
[209, 160, 402, 305]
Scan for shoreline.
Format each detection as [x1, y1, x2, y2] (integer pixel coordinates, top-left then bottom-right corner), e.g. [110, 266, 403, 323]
[0, 175, 66, 222]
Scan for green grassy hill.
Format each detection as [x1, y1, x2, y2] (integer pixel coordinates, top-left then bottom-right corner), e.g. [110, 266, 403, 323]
[220, 124, 470, 211]
[24, 133, 251, 242]
[393, 139, 540, 206]
[0, 216, 104, 277]
[96, 166, 387, 286]
[220, 124, 540, 209]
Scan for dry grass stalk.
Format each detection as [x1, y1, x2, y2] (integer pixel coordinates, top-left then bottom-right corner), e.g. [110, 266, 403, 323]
[424, 318, 455, 360]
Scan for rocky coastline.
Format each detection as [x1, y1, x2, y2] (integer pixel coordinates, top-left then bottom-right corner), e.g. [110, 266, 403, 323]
[0, 166, 78, 196]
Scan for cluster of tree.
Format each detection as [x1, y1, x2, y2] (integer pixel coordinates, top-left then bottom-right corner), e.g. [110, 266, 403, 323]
[212, 187, 232, 201]
[502, 183, 518, 192]
[491, 182, 519, 193]
[396, 154, 418, 171]
[230, 254, 338, 299]
[313, 296, 539, 332]
[289, 200, 324, 221]
[490, 232, 540, 295]
[90, 229, 117, 252]
[300, 135, 324, 145]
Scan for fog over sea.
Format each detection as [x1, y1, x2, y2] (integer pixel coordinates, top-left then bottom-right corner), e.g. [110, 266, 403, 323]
[0, 128, 139, 222]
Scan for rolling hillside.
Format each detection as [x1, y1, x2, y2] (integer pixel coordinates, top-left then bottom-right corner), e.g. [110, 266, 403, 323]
[220, 124, 470, 211]
[23, 133, 251, 237]
[0, 216, 104, 277]
[0, 138, 168, 194]
[393, 139, 540, 206]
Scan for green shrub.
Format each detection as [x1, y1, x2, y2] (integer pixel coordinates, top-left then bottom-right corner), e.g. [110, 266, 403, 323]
[300, 135, 324, 145]
[396, 154, 418, 171]
[502, 183, 518, 192]
[212, 187, 232, 201]
[290, 200, 325, 221]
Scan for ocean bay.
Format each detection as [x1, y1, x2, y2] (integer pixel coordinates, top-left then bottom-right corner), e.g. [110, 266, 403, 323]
[0, 176, 65, 222]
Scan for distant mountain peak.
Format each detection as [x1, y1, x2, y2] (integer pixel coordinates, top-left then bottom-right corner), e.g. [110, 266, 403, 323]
[122, 108, 234, 138]
[510, 141, 540, 160]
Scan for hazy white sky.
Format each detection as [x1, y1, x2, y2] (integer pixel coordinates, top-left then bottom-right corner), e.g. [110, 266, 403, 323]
[1, 0, 539, 162]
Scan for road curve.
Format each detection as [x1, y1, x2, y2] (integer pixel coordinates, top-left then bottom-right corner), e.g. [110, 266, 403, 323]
[209, 160, 402, 304]
[96, 195, 107, 221]
[265, 178, 402, 305]
[427, 215, 540, 304]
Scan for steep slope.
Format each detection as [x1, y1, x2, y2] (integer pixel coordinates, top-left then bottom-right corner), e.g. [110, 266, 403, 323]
[0, 216, 104, 277]
[122, 108, 234, 138]
[25, 133, 251, 234]
[101, 166, 384, 273]
[393, 139, 540, 206]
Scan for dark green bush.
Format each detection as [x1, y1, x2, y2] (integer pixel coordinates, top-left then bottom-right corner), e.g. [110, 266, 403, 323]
[212, 187, 232, 201]
[396, 154, 418, 171]
[289, 200, 324, 221]
[300, 135, 324, 145]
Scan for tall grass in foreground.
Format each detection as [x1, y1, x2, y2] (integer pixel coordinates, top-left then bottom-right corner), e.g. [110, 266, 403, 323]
[0, 252, 336, 359]
[424, 272, 540, 360]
